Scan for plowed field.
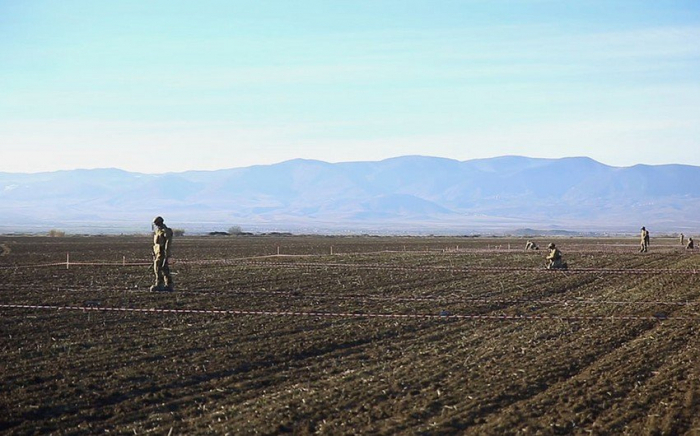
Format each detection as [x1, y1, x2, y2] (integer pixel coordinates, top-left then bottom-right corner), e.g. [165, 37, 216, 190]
[2, 235, 700, 435]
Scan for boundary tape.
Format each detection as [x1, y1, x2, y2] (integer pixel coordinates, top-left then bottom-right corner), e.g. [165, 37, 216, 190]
[1, 285, 697, 307]
[1, 304, 696, 321]
[241, 261, 700, 275]
[3, 253, 699, 275]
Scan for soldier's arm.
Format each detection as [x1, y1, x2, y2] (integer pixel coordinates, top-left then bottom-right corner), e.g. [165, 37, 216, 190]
[164, 228, 173, 257]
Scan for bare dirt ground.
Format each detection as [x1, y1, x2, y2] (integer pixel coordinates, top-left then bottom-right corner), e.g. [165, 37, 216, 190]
[2, 235, 700, 435]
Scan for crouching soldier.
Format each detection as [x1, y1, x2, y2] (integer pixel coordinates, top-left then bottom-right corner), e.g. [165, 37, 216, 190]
[151, 216, 174, 291]
[525, 240, 539, 250]
[686, 237, 694, 250]
[546, 243, 567, 270]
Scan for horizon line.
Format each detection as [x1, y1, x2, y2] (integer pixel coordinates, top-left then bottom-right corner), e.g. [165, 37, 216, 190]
[1, 154, 691, 175]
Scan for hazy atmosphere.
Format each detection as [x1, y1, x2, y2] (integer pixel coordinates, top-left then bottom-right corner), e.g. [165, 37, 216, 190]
[2, 0, 699, 173]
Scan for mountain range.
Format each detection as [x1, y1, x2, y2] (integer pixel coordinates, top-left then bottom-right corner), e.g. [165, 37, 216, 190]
[2, 155, 700, 235]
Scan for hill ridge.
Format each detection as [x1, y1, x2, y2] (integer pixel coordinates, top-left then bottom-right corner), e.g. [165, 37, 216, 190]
[2, 155, 700, 234]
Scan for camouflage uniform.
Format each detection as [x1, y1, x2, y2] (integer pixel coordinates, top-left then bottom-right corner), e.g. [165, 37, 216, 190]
[546, 243, 565, 269]
[151, 216, 174, 291]
[639, 227, 649, 253]
[686, 238, 694, 250]
[525, 240, 540, 250]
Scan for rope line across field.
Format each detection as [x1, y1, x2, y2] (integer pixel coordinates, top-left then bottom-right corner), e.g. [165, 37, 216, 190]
[240, 260, 700, 275]
[0, 303, 696, 321]
[2, 257, 700, 275]
[2, 283, 697, 307]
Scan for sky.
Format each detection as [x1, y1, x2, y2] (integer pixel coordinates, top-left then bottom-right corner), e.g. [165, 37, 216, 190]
[1, 0, 699, 173]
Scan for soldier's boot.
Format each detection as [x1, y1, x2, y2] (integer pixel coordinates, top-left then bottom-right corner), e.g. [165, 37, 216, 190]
[150, 281, 164, 292]
[163, 278, 174, 292]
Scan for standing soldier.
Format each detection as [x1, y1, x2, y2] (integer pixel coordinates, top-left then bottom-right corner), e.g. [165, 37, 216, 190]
[645, 227, 650, 248]
[639, 226, 649, 253]
[680, 233, 685, 246]
[151, 216, 174, 291]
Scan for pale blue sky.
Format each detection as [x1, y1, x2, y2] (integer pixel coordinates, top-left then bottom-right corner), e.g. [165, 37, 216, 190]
[1, 0, 699, 173]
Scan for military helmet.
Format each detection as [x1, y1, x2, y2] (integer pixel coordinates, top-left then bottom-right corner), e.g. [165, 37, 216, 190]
[548, 243, 555, 249]
[153, 216, 164, 225]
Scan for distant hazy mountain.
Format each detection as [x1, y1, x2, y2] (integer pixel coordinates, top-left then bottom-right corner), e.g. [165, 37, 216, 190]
[2, 156, 700, 234]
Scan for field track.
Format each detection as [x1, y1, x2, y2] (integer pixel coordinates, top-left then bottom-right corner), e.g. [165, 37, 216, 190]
[2, 235, 700, 435]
